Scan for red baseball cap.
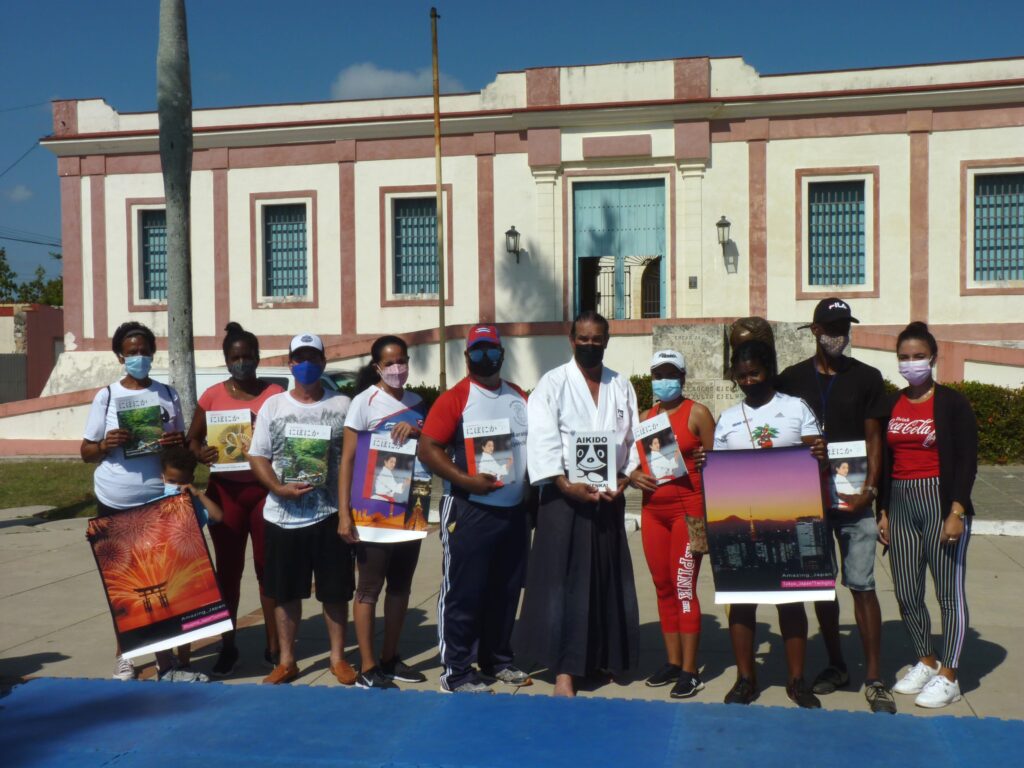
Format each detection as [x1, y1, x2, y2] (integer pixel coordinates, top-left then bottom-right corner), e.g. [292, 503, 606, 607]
[466, 324, 501, 349]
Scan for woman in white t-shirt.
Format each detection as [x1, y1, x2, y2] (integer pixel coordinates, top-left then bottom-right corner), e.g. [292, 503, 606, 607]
[705, 339, 827, 709]
[79, 322, 199, 683]
[337, 335, 428, 690]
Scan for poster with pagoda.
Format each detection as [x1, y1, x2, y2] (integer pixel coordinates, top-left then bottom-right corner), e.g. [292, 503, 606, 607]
[86, 493, 232, 659]
[702, 447, 834, 605]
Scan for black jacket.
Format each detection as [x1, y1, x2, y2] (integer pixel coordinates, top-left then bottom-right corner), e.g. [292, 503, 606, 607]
[879, 384, 978, 518]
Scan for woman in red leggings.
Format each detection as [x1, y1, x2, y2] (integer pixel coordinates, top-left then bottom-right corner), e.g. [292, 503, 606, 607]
[630, 350, 715, 698]
[186, 322, 284, 677]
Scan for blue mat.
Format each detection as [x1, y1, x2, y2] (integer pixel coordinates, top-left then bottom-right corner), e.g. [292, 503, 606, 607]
[1, 678, 1020, 767]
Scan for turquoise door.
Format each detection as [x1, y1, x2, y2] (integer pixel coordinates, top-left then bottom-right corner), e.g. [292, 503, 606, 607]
[573, 179, 666, 319]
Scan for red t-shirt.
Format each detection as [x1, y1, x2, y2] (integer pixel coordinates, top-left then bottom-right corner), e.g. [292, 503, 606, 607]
[198, 379, 285, 482]
[887, 394, 940, 480]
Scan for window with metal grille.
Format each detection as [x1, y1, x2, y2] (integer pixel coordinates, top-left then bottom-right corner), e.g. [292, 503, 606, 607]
[263, 204, 308, 297]
[974, 173, 1024, 282]
[393, 198, 438, 294]
[807, 180, 866, 286]
[140, 209, 167, 300]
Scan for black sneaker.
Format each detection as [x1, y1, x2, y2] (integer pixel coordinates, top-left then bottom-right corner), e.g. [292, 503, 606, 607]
[380, 655, 426, 684]
[356, 667, 399, 690]
[864, 680, 897, 714]
[263, 648, 280, 670]
[645, 663, 682, 688]
[811, 664, 850, 694]
[670, 672, 705, 699]
[787, 677, 822, 709]
[724, 677, 758, 705]
[210, 645, 240, 678]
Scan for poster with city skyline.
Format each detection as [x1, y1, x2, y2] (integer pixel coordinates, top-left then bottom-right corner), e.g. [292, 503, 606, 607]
[703, 447, 835, 605]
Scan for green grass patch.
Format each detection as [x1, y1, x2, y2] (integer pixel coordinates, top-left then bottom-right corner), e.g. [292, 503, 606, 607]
[0, 461, 210, 520]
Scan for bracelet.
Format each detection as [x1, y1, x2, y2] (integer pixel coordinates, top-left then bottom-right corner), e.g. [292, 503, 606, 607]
[952, 508, 966, 520]
[864, 486, 878, 498]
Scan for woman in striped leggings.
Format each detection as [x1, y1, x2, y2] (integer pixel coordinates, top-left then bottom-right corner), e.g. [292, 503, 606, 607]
[878, 322, 978, 709]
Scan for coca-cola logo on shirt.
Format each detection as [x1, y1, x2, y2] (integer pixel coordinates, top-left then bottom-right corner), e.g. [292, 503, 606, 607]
[889, 417, 936, 447]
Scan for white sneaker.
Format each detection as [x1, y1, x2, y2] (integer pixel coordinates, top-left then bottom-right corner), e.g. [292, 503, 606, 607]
[893, 661, 940, 694]
[915, 675, 961, 708]
[113, 655, 135, 681]
[157, 665, 209, 683]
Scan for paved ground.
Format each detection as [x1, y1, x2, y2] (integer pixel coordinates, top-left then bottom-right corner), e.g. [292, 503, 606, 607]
[2, 476, 1022, 720]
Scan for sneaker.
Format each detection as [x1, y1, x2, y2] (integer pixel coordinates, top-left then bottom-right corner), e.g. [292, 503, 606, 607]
[441, 674, 494, 694]
[157, 665, 210, 683]
[670, 672, 705, 699]
[482, 665, 532, 687]
[786, 678, 822, 709]
[331, 659, 358, 686]
[113, 655, 136, 681]
[355, 667, 399, 690]
[723, 677, 758, 705]
[915, 675, 961, 708]
[209, 645, 240, 679]
[263, 662, 299, 685]
[811, 664, 849, 695]
[864, 680, 897, 714]
[645, 663, 682, 688]
[893, 660, 940, 695]
[263, 648, 280, 670]
[380, 655, 426, 684]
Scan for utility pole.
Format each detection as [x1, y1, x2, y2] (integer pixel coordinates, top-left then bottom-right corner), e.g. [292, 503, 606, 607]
[431, 7, 447, 392]
[157, 0, 197, 423]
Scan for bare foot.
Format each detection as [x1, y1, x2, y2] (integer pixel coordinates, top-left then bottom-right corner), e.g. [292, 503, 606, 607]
[554, 673, 576, 698]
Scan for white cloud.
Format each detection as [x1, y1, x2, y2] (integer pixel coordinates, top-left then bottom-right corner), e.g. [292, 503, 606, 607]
[4, 184, 33, 203]
[331, 62, 466, 100]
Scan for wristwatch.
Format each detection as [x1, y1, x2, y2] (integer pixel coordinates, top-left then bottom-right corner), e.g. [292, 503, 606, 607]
[952, 508, 966, 520]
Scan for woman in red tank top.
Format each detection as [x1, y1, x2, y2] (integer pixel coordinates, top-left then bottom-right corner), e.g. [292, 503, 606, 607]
[629, 350, 715, 699]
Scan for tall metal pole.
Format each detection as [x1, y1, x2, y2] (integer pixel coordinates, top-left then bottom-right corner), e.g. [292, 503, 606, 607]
[431, 7, 447, 392]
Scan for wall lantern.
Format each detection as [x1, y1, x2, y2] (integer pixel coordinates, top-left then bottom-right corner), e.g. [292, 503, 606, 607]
[716, 215, 731, 247]
[505, 225, 522, 263]
[716, 215, 738, 274]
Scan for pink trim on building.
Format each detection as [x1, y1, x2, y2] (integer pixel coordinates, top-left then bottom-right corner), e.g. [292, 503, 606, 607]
[959, 156, 1024, 296]
[581, 135, 652, 160]
[125, 197, 168, 313]
[248, 190, 320, 311]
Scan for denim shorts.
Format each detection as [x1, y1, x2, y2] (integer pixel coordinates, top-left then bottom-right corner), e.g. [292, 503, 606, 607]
[827, 509, 878, 591]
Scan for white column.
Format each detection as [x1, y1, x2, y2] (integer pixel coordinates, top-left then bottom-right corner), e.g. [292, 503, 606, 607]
[678, 162, 706, 318]
[532, 168, 562, 321]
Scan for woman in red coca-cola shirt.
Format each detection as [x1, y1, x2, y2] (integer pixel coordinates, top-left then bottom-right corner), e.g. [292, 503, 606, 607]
[878, 321, 977, 710]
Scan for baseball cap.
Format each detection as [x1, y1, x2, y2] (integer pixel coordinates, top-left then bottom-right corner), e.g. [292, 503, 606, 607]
[289, 332, 325, 354]
[800, 297, 860, 329]
[467, 324, 501, 349]
[650, 349, 686, 373]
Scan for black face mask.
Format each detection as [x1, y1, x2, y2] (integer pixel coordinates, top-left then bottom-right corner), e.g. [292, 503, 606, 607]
[228, 360, 258, 382]
[738, 380, 773, 403]
[468, 355, 503, 378]
[574, 343, 605, 369]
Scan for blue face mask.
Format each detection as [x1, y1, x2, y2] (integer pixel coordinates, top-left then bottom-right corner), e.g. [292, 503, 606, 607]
[652, 378, 683, 403]
[163, 483, 182, 496]
[291, 360, 324, 386]
[124, 355, 153, 380]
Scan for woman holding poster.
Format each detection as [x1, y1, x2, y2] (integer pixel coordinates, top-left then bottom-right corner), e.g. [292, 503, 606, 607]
[80, 321, 193, 682]
[629, 350, 715, 699]
[186, 322, 284, 677]
[338, 335, 428, 690]
[708, 340, 827, 708]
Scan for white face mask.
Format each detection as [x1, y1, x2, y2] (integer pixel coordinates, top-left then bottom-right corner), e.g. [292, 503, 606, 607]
[898, 359, 933, 386]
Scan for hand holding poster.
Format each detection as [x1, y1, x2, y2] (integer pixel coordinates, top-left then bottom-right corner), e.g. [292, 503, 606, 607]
[351, 430, 431, 543]
[827, 440, 867, 511]
[703, 447, 834, 605]
[116, 390, 165, 458]
[206, 409, 253, 472]
[569, 430, 616, 492]
[86, 493, 232, 659]
[281, 423, 331, 487]
[634, 412, 687, 484]
[464, 418, 515, 487]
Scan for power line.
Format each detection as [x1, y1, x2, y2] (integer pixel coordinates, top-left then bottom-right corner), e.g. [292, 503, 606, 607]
[0, 101, 50, 114]
[0, 234, 62, 248]
[0, 142, 39, 180]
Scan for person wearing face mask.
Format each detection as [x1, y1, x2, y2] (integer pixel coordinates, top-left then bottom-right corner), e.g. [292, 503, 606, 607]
[81, 321, 192, 682]
[514, 311, 642, 698]
[248, 333, 354, 686]
[338, 335, 428, 690]
[418, 325, 531, 693]
[775, 298, 895, 714]
[878, 322, 978, 709]
[184, 322, 284, 677]
[627, 350, 715, 699]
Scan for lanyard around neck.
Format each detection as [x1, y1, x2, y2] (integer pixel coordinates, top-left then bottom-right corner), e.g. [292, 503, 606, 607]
[813, 366, 837, 437]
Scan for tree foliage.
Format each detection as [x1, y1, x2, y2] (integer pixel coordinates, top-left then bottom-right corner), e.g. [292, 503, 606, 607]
[0, 248, 62, 306]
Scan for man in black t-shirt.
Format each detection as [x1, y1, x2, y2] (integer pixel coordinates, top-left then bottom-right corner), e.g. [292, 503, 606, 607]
[776, 298, 896, 714]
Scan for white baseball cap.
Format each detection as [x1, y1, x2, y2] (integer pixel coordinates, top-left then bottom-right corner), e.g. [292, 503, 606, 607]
[289, 333, 325, 355]
[650, 349, 686, 373]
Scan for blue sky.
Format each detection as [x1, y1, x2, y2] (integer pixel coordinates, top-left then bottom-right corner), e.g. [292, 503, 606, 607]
[2, 0, 1023, 281]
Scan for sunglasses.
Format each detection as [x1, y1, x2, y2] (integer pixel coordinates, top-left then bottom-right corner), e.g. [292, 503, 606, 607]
[467, 348, 502, 363]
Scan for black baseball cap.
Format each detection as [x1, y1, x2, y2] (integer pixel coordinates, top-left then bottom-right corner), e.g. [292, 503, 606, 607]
[800, 297, 860, 329]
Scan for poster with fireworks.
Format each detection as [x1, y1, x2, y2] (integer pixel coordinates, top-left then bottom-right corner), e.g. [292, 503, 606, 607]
[568, 430, 616, 492]
[206, 409, 254, 472]
[115, 390, 165, 458]
[703, 447, 834, 605]
[86, 493, 232, 659]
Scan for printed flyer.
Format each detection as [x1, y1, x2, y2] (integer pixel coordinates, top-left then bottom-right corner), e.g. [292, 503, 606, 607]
[568, 430, 616, 492]
[281, 423, 332, 487]
[703, 447, 834, 605]
[86, 493, 232, 659]
[464, 418, 515, 487]
[826, 440, 867, 511]
[634, 412, 687, 484]
[115, 390, 164, 458]
[206, 409, 254, 472]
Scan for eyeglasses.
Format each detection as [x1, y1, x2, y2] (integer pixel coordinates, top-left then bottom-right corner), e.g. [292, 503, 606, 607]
[467, 348, 502, 363]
